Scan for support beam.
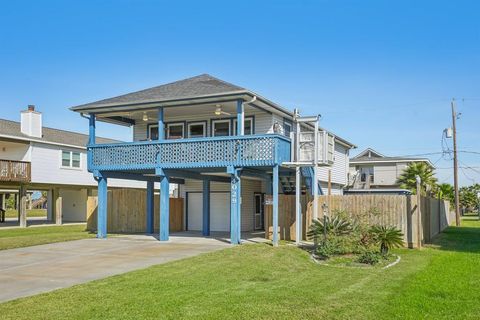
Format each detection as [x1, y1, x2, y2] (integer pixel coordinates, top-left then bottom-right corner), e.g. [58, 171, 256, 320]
[88, 114, 96, 145]
[164, 169, 230, 183]
[19, 185, 27, 228]
[295, 166, 301, 244]
[158, 107, 165, 140]
[102, 171, 184, 184]
[97, 175, 108, 238]
[230, 170, 241, 244]
[46, 189, 53, 221]
[202, 179, 210, 236]
[146, 181, 154, 234]
[237, 99, 244, 136]
[159, 176, 170, 241]
[53, 188, 63, 225]
[272, 165, 279, 247]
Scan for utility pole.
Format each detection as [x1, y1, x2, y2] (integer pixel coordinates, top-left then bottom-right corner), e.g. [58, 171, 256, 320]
[451, 99, 461, 226]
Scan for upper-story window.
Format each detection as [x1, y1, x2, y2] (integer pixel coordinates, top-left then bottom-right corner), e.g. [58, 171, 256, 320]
[283, 119, 293, 137]
[187, 122, 206, 138]
[212, 119, 231, 137]
[233, 117, 254, 135]
[61, 150, 81, 169]
[148, 125, 159, 140]
[167, 123, 185, 139]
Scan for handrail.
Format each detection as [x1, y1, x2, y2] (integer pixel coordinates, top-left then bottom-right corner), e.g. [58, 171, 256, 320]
[0, 159, 31, 183]
[88, 134, 290, 148]
[88, 134, 291, 171]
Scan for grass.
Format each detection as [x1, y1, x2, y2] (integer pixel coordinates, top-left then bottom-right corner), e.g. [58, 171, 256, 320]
[1, 219, 480, 319]
[0, 225, 94, 250]
[5, 209, 47, 218]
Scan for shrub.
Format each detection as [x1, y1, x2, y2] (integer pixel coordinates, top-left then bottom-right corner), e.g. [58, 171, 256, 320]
[307, 216, 354, 242]
[357, 251, 382, 265]
[369, 225, 404, 255]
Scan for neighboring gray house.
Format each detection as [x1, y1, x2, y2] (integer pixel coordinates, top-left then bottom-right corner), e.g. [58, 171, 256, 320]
[0, 106, 145, 226]
[347, 148, 434, 193]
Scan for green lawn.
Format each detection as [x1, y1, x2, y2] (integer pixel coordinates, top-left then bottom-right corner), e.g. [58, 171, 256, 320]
[5, 209, 47, 219]
[0, 225, 94, 250]
[1, 220, 480, 319]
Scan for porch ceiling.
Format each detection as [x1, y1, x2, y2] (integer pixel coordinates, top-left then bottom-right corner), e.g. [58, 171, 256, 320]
[95, 100, 261, 125]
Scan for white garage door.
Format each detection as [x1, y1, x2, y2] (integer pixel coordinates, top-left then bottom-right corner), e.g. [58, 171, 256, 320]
[188, 193, 230, 232]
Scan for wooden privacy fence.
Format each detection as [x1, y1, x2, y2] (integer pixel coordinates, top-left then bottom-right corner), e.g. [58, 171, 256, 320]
[266, 194, 454, 248]
[87, 189, 184, 233]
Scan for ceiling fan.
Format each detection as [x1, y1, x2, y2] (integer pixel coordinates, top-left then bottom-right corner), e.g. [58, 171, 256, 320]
[214, 104, 231, 116]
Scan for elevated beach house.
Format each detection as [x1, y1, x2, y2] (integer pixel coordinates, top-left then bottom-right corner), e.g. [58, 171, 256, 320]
[70, 74, 355, 245]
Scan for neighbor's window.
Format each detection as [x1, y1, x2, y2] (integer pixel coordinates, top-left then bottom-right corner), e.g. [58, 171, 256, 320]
[167, 123, 185, 139]
[187, 122, 206, 138]
[62, 151, 81, 168]
[212, 119, 231, 137]
[233, 117, 253, 135]
[283, 120, 292, 137]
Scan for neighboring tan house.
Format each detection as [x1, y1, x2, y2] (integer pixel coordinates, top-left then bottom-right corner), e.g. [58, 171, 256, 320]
[70, 74, 356, 245]
[0, 106, 146, 226]
[347, 148, 434, 193]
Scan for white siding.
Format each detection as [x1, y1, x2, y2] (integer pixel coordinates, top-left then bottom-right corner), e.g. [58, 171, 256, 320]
[133, 109, 278, 141]
[373, 163, 399, 186]
[317, 142, 349, 186]
[0, 140, 30, 161]
[29, 142, 146, 189]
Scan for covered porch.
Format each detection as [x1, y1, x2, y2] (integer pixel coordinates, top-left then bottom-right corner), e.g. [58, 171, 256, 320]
[84, 101, 291, 246]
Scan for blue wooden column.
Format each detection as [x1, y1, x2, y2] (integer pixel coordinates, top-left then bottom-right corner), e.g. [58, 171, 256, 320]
[229, 168, 241, 244]
[88, 114, 96, 145]
[272, 165, 279, 247]
[97, 174, 108, 239]
[158, 107, 165, 139]
[159, 176, 170, 241]
[146, 180, 154, 234]
[202, 179, 210, 236]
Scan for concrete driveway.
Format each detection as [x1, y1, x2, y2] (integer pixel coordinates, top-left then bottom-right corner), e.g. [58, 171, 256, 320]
[0, 233, 231, 303]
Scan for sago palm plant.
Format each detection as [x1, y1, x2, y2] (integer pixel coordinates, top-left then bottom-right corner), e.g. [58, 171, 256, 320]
[369, 225, 404, 255]
[307, 216, 354, 242]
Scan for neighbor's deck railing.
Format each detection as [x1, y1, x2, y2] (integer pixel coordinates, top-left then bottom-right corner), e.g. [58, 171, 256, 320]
[0, 160, 31, 183]
[88, 134, 291, 171]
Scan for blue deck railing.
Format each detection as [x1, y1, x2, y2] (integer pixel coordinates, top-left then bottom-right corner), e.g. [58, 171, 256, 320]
[88, 134, 291, 171]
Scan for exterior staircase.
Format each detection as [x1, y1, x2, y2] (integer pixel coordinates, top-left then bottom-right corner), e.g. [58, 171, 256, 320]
[279, 167, 322, 195]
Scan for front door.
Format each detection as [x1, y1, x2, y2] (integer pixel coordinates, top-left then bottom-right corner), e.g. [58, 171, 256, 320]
[254, 193, 264, 230]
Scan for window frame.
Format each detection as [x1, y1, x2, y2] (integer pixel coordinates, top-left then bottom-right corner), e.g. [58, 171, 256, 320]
[166, 122, 185, 140]
[187, 121, 207, 138]
[283, 118, 293, 138]
[211, 119, 232, 137]
[60, 150, 82, 170]
[233, 116, 254, 135]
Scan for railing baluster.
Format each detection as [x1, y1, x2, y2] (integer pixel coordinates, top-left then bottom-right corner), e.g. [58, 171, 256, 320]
[89, 135, 291, 170]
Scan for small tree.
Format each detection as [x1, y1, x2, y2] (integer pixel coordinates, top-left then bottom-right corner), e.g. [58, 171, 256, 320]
[437, 183, 454, 203]
[369, 225, 404, 255]
[397, 162, 437, 195]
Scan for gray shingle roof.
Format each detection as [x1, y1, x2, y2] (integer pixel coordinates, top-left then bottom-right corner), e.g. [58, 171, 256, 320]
[71, 74, 246, 110]
[351, 156, 427, 162]
[0, 118, 119, 148]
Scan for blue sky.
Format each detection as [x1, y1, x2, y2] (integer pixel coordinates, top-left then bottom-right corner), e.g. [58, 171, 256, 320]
[0, 0, 479, 186]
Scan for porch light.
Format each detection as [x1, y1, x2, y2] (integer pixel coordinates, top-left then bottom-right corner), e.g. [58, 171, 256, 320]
[215, 105, 222, 116]
[142, 112, 149, 122]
